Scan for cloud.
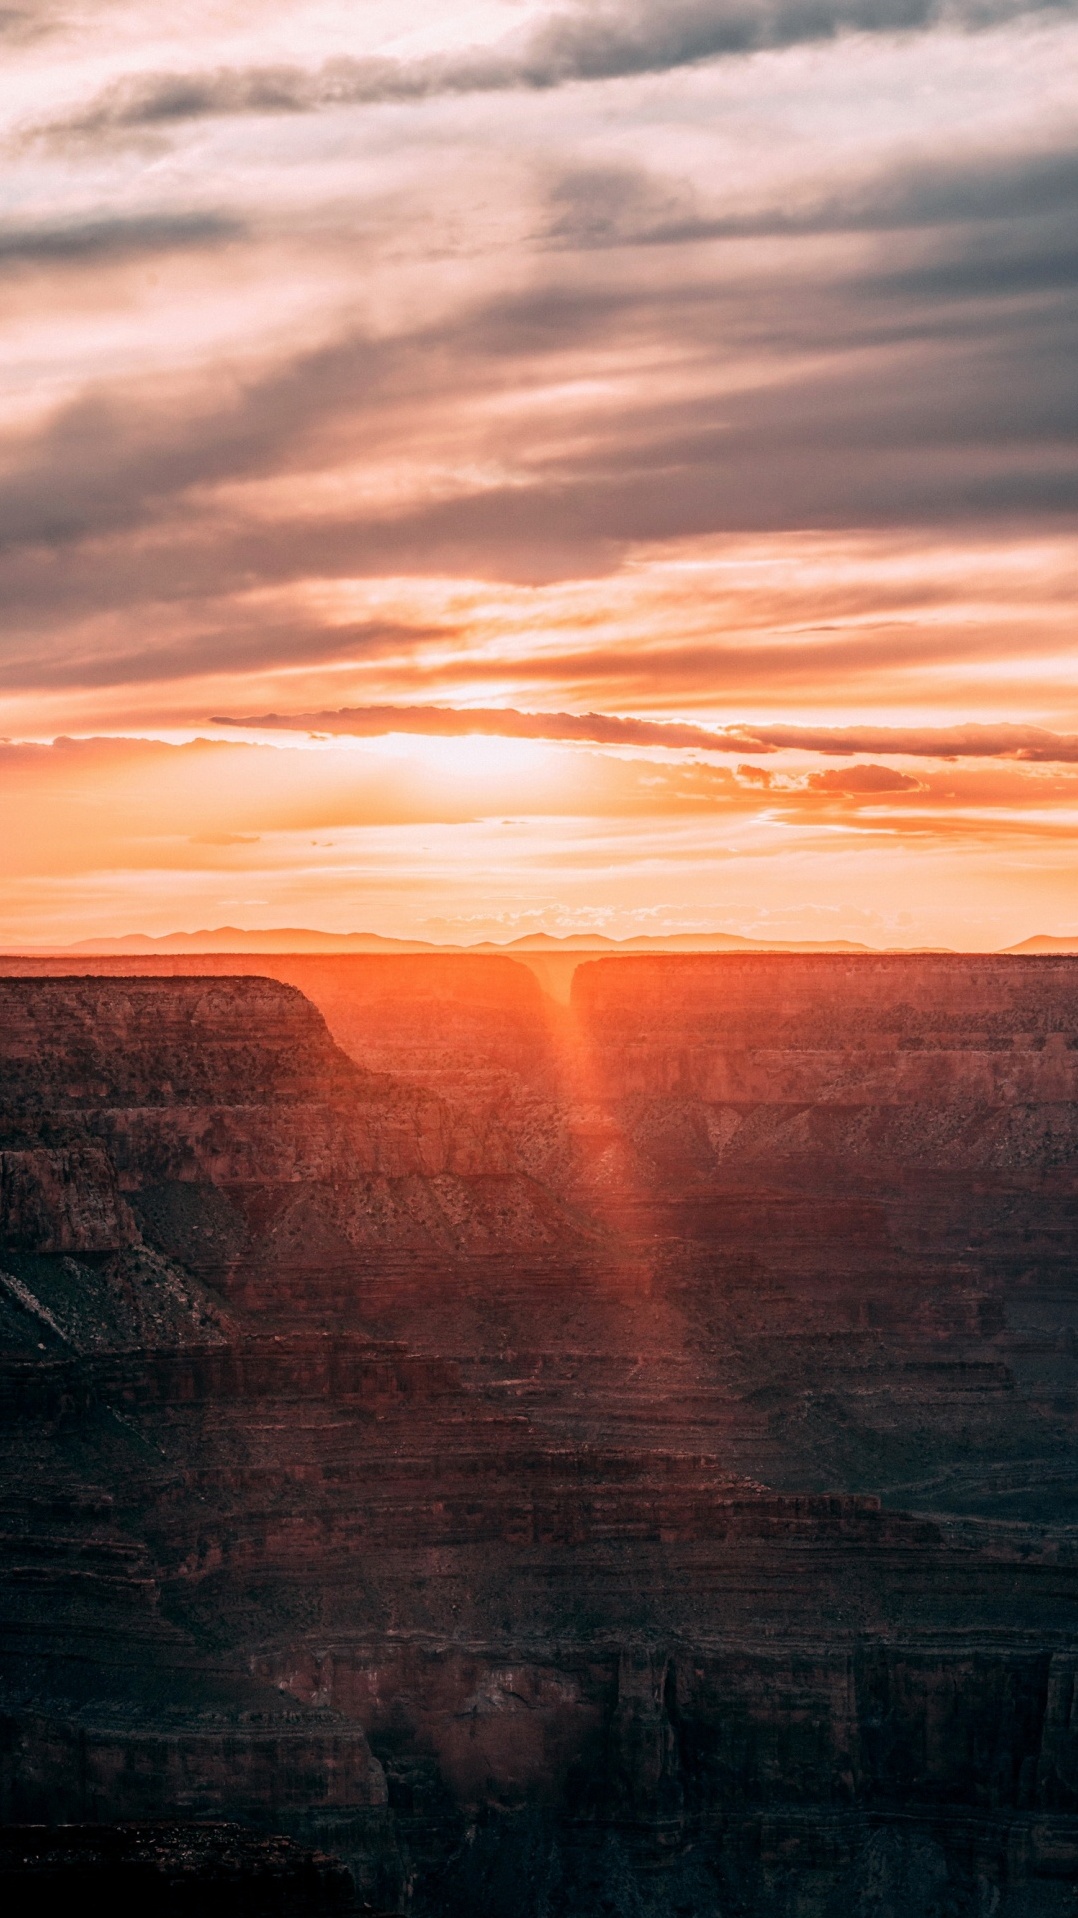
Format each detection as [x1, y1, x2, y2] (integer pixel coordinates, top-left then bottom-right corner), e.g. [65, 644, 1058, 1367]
[31, 0, 1077, 143]
[744, 722, 1078, 760]
[211, 704, 746, 750]
[1, 237, 1070, 619]
[0, 619, 437, 693]
[0, 325, 410, 559]
[805, 761, 921, 790]
[0, 211, 243, 271]
[0, 112, 1073, 677]
[212, 705, 1078, 766]
[0, 6, 62, 43]
[545, 145, 1078, 248]
[832, 144, 1078, 232]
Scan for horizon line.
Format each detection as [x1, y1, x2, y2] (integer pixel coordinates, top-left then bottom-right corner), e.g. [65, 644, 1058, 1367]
[2, 923, 1078, 958]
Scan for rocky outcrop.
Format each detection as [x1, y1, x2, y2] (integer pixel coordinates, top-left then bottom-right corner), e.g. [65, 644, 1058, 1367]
[2, 960, 1078, 1915]
[0, 1147, 137, 1254]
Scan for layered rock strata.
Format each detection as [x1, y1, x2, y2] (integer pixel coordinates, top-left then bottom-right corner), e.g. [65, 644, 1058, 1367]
[1, 961, 1078, 1916]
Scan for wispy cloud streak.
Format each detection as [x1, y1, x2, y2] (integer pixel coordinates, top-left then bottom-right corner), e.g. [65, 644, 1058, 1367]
[32, 0, 1077, 142]
[0, 211, 242, 269]
[545, 145, 1078, 245]
[213, 707, 1078, 764]
[214, 705, 747, 750]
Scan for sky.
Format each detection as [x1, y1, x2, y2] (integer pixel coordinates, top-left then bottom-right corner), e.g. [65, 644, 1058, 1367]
[1, 0, 1076, 949]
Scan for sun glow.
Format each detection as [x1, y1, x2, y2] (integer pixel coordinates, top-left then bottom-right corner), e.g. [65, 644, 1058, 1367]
[358, 729, 563, 792]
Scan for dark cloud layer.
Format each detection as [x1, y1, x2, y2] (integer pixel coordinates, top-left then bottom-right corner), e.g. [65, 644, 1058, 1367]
[212, 705, 1078, 765]
[1, 94, 1074, 690]
[0, 210, 242, 269]
[546, 145, 1078, 246]
[33, 0, 1078, 142]
[0, 180, 1073, 639]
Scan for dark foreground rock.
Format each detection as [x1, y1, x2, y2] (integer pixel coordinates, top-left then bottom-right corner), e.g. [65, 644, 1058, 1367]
[1, 959, 1078, 1915]
[0, 1821, 361, 1914]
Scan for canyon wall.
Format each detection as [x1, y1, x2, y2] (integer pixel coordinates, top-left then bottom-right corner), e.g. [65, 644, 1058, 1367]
[2, 958, 1078, 1916]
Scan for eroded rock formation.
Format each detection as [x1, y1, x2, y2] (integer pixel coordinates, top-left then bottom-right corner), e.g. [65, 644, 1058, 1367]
[2, 958, 1078, 1915]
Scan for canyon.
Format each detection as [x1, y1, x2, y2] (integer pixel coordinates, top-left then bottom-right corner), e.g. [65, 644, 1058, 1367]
[1, 953, 1078, 1915]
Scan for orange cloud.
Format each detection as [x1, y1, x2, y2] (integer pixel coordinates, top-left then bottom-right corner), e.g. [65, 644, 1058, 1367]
[805, 763, 921, 793]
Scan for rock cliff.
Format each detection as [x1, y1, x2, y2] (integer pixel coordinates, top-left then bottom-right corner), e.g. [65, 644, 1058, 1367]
[2, 959, 1078, 1916]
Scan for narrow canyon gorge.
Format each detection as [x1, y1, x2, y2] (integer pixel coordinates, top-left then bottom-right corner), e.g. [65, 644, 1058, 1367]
[2, 954, 1078, 1915]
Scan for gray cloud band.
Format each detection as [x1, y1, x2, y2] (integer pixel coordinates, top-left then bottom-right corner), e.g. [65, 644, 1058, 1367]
[545, 147, 1078, 247]
[211, 707, 1078, 764]
[0, 207, 1072, 590]
[0, 212, 242, 269]
[0, 129, 1071, 659]
[31, 0, 1078, 141]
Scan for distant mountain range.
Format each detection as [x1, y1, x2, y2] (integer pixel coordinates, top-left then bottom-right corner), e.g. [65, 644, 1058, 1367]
[3, 924, 1074, 957]
[8, 925, 893, 957]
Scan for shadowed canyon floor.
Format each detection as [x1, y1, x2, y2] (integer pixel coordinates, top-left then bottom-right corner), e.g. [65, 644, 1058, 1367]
[2, 955, 1078, 1915]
